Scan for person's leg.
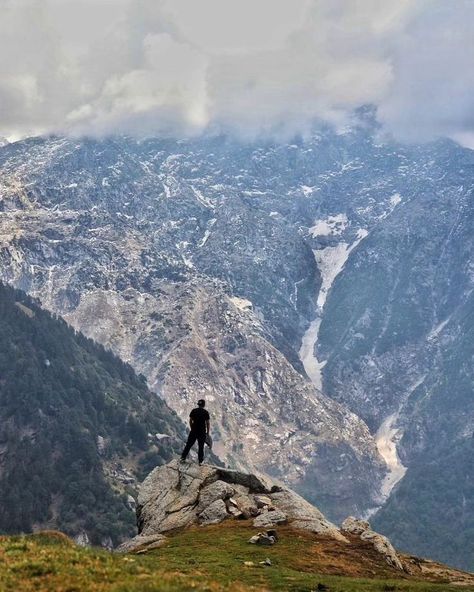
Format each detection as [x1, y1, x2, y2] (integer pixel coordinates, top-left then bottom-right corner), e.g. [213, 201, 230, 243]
[181, 432, 197, 460]
[197, 433, 206, 464]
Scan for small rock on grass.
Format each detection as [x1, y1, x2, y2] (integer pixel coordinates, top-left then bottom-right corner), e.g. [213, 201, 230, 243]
[266, 529, 278, 541]
[248, 530, 278, 545]
[257, 534, 275, 546]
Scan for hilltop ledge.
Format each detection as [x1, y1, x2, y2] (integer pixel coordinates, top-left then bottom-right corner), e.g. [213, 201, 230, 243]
[119, 460, 361, 554]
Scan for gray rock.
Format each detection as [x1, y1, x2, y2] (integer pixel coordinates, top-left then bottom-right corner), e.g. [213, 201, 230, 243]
[232, 494, 259, 519]
[254, 495, 272, 508]
[232, 484, 251, 496]
[198, 480, 235, 511]
[198, 499, 229, 525]
[137, 461, 216, 535]
[253, 510, 288, 528]
[116, 534, 167, 553]
[228, 504, 244, 519]
[248, 531, 277, 546]
[215, 467, 278, 494]
[101, 536, 114, 551]
[269, 490, 347, 541]
[341, 516, 370, 535]
[97, 435, 107, 455]
[74, 531, 90, 547]
[360, 530, 404, 571]
[256, 534, 276, 546]
[341, 516, 404, 571]
[132, 460, 344, 543]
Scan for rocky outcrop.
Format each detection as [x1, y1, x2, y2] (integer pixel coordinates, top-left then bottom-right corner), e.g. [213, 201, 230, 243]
[122, 460, 345, 551]
[341, 516, 404, 571]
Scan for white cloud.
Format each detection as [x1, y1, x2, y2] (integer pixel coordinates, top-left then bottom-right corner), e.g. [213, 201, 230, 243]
[0, 0, 473, 145]
[378, 1, 474, 143]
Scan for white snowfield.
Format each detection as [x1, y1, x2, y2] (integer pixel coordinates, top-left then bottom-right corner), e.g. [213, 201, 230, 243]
[375, 412, 407, 500]
[300, 222, 369, 391]
[309, 213, 348, 238]
[299, 318, 326, 391]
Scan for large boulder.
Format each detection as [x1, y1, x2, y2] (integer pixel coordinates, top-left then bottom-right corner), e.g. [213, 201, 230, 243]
[253, 509, 288, 528]
[130, 460, 344, 548]
[198, 499, 229, 525]
[341, 516, 404, 571]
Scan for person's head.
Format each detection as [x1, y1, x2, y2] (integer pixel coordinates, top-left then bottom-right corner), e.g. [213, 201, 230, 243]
[197, 399, 206, 408]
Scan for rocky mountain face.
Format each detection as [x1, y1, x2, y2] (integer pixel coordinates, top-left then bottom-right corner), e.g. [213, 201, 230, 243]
[0, 121, 473, 568]
[0, 282, 186, 546]
[0, 132, 386, 521]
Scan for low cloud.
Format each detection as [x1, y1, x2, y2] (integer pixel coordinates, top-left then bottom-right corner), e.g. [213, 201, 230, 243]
[1, 0, 473, 145]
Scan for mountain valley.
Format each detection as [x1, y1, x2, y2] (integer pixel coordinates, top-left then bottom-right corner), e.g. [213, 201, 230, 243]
[0, 120, 473, 568]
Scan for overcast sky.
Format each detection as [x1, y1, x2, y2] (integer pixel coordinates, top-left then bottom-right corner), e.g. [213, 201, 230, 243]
[1, 0, 473, 145]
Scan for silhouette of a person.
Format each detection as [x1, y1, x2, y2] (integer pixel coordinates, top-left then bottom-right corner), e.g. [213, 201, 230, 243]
[180, 399, 210, 466]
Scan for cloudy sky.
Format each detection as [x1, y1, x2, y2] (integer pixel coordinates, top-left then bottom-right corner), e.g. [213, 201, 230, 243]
[1, 0, 473, 145]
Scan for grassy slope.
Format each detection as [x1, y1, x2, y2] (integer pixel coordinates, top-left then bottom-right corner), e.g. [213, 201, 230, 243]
[0, 525, 472, 592]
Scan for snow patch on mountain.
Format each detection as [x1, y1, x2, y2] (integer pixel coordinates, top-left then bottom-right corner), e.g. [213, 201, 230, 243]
[301, 185, 317, 197]
[375, 412, 407, 501]
[390, 193, 402, 207]
[428, 316, 451, 341]
[309, 214, 348, 238]
[314, 229, 368, 310]
[299, 318, 326, 390]
[300, 228, 369, 390]
[373, 374, 426, 507]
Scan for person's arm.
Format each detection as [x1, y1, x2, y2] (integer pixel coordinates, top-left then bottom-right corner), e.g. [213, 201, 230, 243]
[206, 417, 210, 435]
[189, 417, 194, 430]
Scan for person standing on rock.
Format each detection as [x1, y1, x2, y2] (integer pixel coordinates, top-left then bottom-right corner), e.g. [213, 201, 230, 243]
[180, 399, 210, 466]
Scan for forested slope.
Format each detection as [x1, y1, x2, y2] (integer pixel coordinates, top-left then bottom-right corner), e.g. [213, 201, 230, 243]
[0, 283, 186, 546]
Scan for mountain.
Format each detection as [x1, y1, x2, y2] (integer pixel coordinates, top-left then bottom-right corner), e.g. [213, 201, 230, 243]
[0, 282, 185, 546]
[0, 121, 473, 568]
[0, 133, 386, 521]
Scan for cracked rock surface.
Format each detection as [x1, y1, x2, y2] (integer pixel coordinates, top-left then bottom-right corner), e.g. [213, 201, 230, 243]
[341, 516, 404, 571]
[127, 460, 345, 551]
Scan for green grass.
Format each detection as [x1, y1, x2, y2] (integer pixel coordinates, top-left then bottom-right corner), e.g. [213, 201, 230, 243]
[0, 526, 471, 592]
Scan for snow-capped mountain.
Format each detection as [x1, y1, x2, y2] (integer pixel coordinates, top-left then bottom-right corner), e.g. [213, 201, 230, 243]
[0, 121, 473, 569]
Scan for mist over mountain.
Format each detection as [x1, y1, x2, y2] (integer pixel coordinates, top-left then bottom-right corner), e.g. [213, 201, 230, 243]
[1, 1, 474, 146]
[0, 120, 473, 568]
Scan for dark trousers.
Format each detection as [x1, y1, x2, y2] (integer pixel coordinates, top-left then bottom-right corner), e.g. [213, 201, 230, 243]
[181, 431, 206, 463]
